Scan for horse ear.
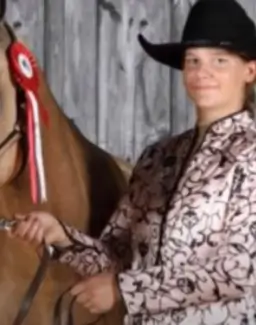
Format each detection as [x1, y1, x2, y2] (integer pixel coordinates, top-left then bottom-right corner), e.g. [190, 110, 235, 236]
[0, 0, 6, 20]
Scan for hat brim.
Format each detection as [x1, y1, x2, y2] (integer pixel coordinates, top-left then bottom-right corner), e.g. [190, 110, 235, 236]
[138, 34, 185, 70]
[138, 34, 256, 70]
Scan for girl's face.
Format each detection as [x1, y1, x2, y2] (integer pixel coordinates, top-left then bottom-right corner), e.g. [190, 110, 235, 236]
[182, 48, 256, 115]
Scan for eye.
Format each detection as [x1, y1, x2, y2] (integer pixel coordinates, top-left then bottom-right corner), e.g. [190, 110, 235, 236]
[184, 57, 199, 67]
[214, 57, 228, 66]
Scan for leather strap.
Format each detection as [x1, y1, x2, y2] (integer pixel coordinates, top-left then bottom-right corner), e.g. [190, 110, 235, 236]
[12, 246, 51, 325]
[53, 293, 102, 325]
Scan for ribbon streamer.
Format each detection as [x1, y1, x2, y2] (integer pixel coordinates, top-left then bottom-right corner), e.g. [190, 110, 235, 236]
[26, 94, 37, 203]
[28, 90, 47, 202]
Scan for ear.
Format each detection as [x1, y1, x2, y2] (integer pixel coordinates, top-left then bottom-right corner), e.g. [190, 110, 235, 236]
[245, 60, 256, 83]
[0, 0, 6, 21]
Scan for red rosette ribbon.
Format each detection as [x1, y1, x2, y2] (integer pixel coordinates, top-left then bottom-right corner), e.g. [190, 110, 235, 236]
[7, 41, 48, 203]
[8, 41, 49, 126]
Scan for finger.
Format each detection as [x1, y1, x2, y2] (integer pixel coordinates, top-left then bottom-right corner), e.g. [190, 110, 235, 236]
[11, 219, 34, 238]
[78, 296, 98, 313]
[13, 214, 28, 221]
[70, 281, 88, 296]
[75, 292, 91, 306]
[25, 219, 41, 243]
[31, 227, 44, 248]
[87, 306, 101, 315]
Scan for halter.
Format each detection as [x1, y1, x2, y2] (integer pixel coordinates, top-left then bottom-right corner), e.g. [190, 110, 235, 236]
[0, 123, 22, 156]
[0, 24, 26, 180]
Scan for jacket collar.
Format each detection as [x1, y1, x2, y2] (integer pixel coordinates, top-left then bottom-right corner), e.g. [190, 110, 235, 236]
[194, 109, 256, 151]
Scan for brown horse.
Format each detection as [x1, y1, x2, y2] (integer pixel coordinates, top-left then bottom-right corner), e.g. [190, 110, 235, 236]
[0, 4, 131, 325]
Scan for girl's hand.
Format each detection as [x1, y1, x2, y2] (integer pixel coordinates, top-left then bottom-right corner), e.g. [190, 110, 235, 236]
[9, 211, 71, 249]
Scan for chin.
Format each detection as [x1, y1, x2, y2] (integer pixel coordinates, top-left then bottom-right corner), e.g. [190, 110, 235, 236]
[194, 99, 221, 110]
[192, 93, 222, 108]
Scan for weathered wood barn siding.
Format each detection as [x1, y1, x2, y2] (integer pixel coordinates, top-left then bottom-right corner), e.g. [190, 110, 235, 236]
[5, 0, 256, 162]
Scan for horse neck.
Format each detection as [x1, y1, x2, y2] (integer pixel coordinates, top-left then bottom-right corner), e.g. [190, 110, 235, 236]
[0, 72, 91, 231]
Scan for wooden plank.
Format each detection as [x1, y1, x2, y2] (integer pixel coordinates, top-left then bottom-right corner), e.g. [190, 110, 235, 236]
[97, 0, 122, 155]
[133, 0, 171, 160]
[63, 0, 98, 142]
[98, 0, 171, 162]
[5, 0, 45, 69]
[43, 0, 65, 111]
[169, 0, 195, 136]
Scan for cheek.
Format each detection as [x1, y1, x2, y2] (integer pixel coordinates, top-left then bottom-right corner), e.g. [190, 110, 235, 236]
[226, 73, 244, 95]
[214, 72, 236, 94]
[183, 72, 195, 93]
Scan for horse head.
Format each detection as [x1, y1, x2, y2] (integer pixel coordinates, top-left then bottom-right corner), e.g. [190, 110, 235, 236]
[0, 6, 26, 188]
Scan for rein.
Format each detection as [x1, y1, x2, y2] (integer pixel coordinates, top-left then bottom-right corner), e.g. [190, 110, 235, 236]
[0, 125, 21, 155]
[11, 220, 103, 325]
[12, 246, 52, 325]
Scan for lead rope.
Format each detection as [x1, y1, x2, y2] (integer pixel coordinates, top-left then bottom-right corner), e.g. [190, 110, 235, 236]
[52, 219, 103, 325]
[53, 287, 103, 325]
[12, 244, 52, 325]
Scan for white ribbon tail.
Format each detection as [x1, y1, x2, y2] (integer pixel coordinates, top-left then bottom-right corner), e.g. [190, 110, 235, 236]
[27, 90, 47, 202]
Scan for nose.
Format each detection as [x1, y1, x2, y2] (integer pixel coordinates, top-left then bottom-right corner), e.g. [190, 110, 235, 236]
[194, 62, 211, 78]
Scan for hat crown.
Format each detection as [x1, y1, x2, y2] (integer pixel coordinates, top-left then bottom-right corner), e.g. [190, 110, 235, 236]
[182, 0, 256, 44]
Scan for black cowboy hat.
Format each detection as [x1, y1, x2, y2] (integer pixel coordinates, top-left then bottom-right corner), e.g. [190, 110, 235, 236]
[138, 0, 256, 70]
[0, 0, 6, 20]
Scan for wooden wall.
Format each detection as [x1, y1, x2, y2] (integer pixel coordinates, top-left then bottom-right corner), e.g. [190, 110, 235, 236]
[5, 0, 256, 162]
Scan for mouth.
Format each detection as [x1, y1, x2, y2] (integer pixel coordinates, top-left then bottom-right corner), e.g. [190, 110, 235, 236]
[192, 85, 218, 91]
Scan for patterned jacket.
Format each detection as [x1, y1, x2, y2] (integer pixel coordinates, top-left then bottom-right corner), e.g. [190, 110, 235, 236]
[59, 110, 256, 325]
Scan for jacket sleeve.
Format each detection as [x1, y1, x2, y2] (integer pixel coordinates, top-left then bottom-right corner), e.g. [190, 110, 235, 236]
[56, 143, 156, 277]
[117, 161, 256, 315]
[57, 194, 132, 276]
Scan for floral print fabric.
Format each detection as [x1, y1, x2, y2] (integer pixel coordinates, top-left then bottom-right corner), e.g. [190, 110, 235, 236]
[59, 110, 256, 325]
